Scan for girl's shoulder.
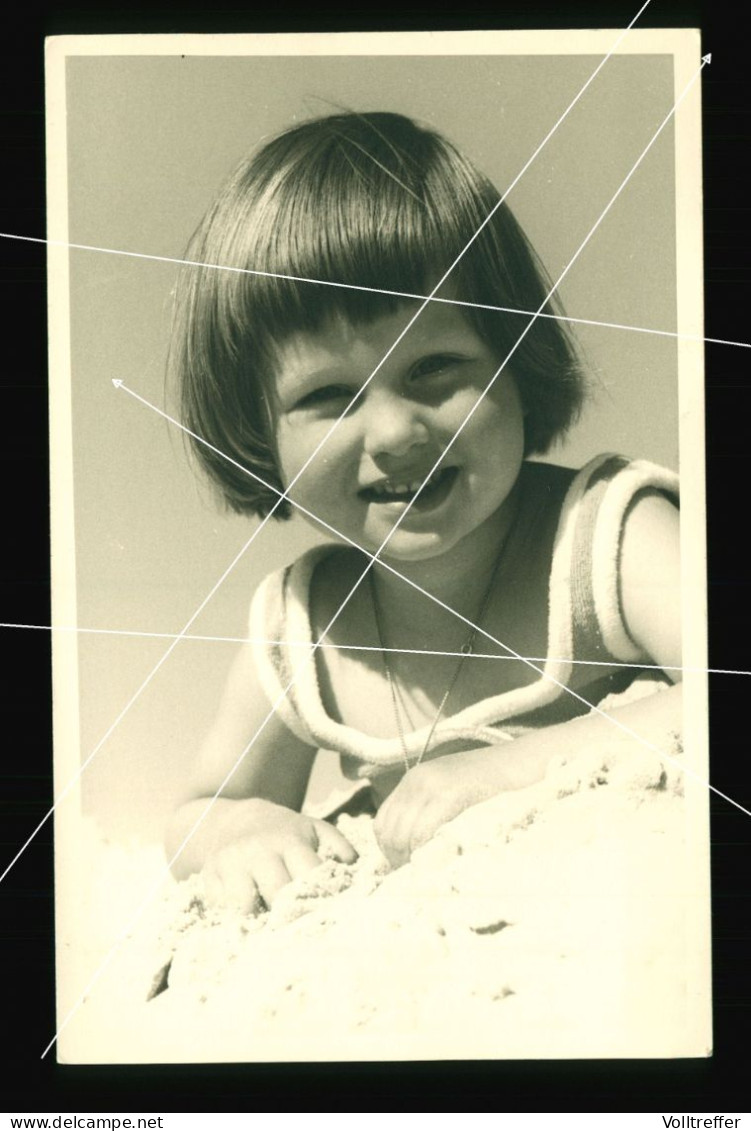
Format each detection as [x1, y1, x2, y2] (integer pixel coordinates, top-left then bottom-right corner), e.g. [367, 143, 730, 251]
[548, 453, 679, 667]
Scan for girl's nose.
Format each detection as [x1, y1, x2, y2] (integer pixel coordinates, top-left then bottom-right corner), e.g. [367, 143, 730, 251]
[362, 391, 429, 460]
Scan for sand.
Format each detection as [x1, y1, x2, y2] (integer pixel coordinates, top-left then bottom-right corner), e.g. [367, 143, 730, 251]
[57, 691, 710, 1063]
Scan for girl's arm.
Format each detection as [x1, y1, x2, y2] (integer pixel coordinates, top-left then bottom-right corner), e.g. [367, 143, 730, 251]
[374, 491, 683, 865]
[166, 641, 356, 909]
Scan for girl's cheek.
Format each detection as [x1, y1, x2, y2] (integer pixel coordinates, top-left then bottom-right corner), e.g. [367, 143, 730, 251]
[275, 421, 315, 478]
[276, 425, 352, 496]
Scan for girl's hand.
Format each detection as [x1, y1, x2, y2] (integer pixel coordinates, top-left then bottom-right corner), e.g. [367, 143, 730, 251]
[373, 748, 517, 868]
[201, 799, 357, 915]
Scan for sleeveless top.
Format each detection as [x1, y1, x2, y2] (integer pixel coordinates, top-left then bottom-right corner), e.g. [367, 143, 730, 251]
[248, 455, 679, 783]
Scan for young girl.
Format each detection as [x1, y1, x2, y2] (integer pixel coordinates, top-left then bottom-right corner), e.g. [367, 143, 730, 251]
[166, 111, 681, 913]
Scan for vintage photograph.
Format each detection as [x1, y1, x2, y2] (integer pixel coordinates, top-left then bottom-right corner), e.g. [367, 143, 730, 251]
[46, 28, 709, 1062]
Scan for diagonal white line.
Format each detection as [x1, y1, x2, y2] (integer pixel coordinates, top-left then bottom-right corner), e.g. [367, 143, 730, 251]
[11, 228, 745, 349]
[4, 620, 747, 676]
[21, 13, 654, 908]
[42, 47, 728, 1061]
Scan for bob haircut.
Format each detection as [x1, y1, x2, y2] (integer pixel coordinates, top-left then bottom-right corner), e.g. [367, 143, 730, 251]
[171, 111, 586, 520]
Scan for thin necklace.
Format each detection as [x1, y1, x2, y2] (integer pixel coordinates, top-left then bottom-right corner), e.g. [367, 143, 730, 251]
[369, 521, 512, 772]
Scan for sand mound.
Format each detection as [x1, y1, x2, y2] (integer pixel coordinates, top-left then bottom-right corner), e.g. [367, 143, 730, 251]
[58, 715, 709, 1063]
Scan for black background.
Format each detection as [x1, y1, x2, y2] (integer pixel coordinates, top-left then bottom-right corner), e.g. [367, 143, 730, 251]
[1, 0, 748, 1113]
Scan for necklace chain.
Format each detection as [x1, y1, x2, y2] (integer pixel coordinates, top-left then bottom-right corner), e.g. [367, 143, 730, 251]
[369, 538, 507, 773]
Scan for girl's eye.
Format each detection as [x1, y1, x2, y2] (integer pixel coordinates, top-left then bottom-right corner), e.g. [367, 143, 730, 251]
[295, 385, 355, 410]
[410, 354, 462, 380]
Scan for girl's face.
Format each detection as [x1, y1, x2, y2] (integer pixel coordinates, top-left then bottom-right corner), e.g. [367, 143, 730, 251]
[272, 302, 526, 564]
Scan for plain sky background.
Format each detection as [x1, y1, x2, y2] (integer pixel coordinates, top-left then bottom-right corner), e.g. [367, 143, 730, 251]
[60, 48, 680, 843]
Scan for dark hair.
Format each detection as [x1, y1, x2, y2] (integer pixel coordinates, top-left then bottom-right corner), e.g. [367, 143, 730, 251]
[171, 111, 585, 519]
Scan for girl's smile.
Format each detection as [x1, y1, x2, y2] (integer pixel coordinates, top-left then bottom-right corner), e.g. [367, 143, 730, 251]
[272, 302, 526, 566]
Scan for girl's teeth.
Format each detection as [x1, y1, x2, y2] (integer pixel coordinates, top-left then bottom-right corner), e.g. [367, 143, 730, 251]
[383, 471, 442, 496]
[366, 468, 448, 499]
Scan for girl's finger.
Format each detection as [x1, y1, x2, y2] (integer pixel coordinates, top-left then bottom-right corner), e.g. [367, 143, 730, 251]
[203, 859, 263, 916]
[223, 872, 265, 916]
[283, 841, 325, 880]
[314, 820, 359, 864]
[244, 844, 292, 909]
